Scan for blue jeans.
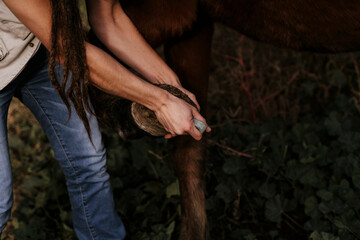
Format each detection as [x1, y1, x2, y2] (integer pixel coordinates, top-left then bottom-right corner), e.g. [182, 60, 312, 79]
[0, 46, 126, 240]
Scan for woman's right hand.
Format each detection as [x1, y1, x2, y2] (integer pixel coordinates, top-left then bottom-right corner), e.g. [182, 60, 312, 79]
[154, 93, 211, 140]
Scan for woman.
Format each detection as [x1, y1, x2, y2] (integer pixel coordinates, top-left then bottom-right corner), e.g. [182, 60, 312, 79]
[0, 0, 210, 239]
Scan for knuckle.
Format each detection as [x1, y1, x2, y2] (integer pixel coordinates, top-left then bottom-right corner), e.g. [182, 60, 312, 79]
[183, 124, 192, 132]
[175, 129, 183, 135]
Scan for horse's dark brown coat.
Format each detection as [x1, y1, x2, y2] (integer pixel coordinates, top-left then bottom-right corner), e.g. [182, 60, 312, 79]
[204, 0, 360, 52]
[92, 1, 360, 239]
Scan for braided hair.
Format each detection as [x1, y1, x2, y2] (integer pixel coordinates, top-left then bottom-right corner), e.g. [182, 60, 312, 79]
[49, 0, 92, 139]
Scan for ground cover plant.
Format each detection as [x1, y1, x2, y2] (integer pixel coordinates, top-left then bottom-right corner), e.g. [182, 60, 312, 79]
[3, 14, 360, 240]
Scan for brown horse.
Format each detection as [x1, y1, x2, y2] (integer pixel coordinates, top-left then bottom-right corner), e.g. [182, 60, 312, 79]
[90, 1, 360, 239]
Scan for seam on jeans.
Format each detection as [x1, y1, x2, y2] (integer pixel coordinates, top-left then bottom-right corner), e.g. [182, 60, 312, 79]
[23, 86, 97, 240]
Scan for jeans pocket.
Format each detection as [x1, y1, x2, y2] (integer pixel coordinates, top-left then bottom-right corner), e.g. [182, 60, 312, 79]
[0, 38, 9, 61]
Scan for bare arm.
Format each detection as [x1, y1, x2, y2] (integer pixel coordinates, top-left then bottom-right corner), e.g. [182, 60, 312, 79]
[86, 0, 200, 109]
[3, 0, 209, 139]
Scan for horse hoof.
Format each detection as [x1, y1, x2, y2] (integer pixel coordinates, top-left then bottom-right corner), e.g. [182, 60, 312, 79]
[130, 84, 199, 136]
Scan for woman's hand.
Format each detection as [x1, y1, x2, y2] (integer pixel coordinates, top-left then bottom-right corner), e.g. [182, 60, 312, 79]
[159, 77, 201, 111]
[176, 86, 200, 111]
[166, 80, 201, 111]
[154, 93, 210, 140]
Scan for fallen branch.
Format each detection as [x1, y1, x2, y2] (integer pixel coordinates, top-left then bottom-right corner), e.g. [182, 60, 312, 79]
[207, 139, 254, 158]
[210, 118, 251, 129]
[224, 54, 257, 121]
[255, 71, 299, 109]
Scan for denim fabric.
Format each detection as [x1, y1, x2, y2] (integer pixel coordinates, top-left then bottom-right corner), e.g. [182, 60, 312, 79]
[0, 46, 126, 240]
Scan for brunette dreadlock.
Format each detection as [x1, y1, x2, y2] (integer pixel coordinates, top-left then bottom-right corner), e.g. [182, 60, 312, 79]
[49, 0, 92, 140]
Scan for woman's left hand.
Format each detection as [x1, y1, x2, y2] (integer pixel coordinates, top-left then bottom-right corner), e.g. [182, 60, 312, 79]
[164, 78, 201, 111]
[175, 85, 201, 111]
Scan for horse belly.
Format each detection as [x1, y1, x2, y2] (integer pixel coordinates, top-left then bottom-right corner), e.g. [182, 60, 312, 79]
[207, 0, 360, 52]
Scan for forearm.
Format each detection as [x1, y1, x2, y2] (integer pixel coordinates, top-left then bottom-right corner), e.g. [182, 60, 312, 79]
[87, 1, 180, 86]
[85, 42, 170, 111]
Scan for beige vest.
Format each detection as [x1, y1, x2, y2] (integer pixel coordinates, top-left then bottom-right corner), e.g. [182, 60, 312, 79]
[0, 0, 41, 90]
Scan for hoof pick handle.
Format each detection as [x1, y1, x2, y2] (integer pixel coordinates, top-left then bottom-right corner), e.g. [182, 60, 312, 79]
[193, 119, 207, 134]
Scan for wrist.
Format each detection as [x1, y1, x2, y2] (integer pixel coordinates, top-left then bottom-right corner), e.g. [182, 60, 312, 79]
[151, 70, 180, 87]
[147, 87, 171, 112]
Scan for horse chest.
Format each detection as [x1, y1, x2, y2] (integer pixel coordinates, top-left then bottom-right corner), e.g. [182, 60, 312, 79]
[120, 0, 198, 46]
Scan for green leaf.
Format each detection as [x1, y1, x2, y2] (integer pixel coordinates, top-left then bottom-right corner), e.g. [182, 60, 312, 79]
[352, 173, 360, 189]
[304, 196, 319, 218]
[215, 182, 233, 204]
[300, 156, 316, 164]
[258, 182, 276, 199]
[324, 111, 342, 136]
[244, 233, 258, 240]
[35, 192, 47, 209]
[316, 190, 333, 201]
[223, 157, 246, 174]
[8, 136, 25, 149]
[309, 231, 340, 240]
[299, 167, 318, 185]
[338, 132, 360, 152]
[166, 221, 175, 240]
[142, 181, 161, 195]
[319, 202, 330, 214]
[21, 176, 44, 193]
[309, 231, 322, 240]
[268, 230, 278, 238]
[333, 217, 346, 229]
[166, 180, 180, 198]
[320, 232, 340, 240]
[130, 140, 149, 170]
[265, 195, 287, 222]
[112, 177, 123, 189]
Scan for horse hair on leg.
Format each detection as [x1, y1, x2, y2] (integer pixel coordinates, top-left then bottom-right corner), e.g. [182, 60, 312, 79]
[165, 18, 214, 240]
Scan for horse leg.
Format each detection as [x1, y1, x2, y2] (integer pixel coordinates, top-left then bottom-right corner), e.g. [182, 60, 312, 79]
[164, 20, 214, 240]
